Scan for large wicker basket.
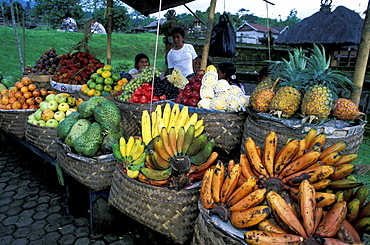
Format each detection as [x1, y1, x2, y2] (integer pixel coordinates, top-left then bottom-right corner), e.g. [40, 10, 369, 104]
[55, 138, 116, 191]
[241, 110, 366, 154]
[25, 121, 58, 158]
[108, 165, 200, 244]
[0, 108, 37, 139]
[192, 202, 247, 245]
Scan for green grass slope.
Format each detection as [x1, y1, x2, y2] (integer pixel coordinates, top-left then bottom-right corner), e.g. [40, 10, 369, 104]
[0, 26, 166, 79]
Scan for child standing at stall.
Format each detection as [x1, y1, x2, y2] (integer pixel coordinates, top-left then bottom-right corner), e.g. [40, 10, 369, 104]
[167, 26, 197, 79]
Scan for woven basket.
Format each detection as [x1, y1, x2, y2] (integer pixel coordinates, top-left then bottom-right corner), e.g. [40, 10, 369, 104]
[108, 165, 200, 244]
[241, 110, 366, 154]
[0, 109, 37, 139]
[192, 202, 247, 245]
[55, 138, 116, 191]
[25, 121, 58, 158]
[113, 99, 166, 138]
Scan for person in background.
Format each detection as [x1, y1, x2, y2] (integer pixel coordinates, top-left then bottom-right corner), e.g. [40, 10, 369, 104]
[193, 54, 212, 74]
[217, 61, 246, 94]
[60, 13, 77, 32]
[258, 66, 270, 83]
[167, 26, 198, 79]
[91, 21, 107, 34]
[129, 53, 150, 75]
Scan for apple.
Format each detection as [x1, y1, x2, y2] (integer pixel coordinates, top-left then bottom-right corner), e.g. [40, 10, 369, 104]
[58, 102, 70, 112]
[34, 109, 43, 121]
[46, 94, 57, 102]
[66, 108, 77, 117]
[54, 111, 66, 121]
[46, 119, 59, 127]
[36, 120, 46, 126]
[39, 101, 49, 111]
[28, 114, 35, 122]
[55, 94, 67, 104]
[41, 109, 54, 121]
[48, 100, 58, 111]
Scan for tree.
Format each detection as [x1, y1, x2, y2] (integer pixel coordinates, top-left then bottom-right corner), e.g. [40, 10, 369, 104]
[2, 1, 25, 25]
[93, 5, 131, 32]
[32, 0, 84, 29]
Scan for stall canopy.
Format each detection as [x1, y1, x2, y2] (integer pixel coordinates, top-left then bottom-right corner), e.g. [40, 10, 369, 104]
[120, 0, 195, 16]
[275, 5, 364, 46]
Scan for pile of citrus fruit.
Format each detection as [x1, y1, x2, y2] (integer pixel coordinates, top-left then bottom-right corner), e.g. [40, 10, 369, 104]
[80, 65, 128, 96]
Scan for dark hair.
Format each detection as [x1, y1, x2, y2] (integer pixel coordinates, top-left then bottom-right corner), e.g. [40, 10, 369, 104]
[134, 53, 150, 70]
[218, 61, 236, 82]
[64, 12, 72, 18]
[258, 66, 270, 81]
[195, 54, 212, 67]
[171, 26, 185, 38]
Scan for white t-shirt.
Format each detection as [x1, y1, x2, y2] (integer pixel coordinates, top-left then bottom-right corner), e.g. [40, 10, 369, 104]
[167, 43, 197, 78]
[129, 68, 139, 74]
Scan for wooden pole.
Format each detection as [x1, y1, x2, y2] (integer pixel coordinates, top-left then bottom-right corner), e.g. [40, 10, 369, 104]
[200, 0, 217, 71]
[351, 0, 370, 106]
[106, 0, 113, 65]
[9, 0, 24, 73]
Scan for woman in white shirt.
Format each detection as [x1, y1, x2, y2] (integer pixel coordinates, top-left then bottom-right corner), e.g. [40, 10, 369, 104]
[167, 26, 197, 79]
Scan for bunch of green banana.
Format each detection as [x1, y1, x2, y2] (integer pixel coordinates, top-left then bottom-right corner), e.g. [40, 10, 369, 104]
[333, 176, 370, 234]
[141, 124, 218, 188]
[112, 136, 146, 178]
[141, 103, 204, 146]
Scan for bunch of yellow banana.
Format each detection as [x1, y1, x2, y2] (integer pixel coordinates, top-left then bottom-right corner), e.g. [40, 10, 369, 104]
[141, 103, 204, 146]
[112, 136, 146, 178]
[140, 124, 217, 188]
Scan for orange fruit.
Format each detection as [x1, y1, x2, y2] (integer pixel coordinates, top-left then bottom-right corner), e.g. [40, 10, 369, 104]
[87, 89, 95, 96]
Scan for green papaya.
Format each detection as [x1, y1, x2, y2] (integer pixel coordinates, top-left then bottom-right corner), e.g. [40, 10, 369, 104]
[64, 119, 91, 147]
[57, 111, 80, 140]
[74, 122, 103, 157]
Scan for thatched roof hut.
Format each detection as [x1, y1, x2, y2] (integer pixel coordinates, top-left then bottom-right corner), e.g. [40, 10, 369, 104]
[275, 4, 364, 48]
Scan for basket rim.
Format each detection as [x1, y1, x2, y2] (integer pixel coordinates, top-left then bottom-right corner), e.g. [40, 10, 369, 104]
[0, 108, 38, 113]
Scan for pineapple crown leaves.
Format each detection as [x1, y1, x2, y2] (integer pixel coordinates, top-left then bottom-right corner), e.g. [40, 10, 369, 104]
[305, 44, 354, 92]
[269, 47, 310, 92]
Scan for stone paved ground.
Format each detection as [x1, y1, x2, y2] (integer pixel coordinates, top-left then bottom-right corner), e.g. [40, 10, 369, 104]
[0, 132, 180, 245]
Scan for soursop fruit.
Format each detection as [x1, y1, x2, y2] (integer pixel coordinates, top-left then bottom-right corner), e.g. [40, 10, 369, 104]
[78, 96, 106, 119]
[93, 99, 121, 133]
[57, 111, 80, 140]
[74, 122, 103, 157]
[64, 119, 91, 147]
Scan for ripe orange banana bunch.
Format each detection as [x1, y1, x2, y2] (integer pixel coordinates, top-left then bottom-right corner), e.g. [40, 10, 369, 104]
[245, 180, 365, 245]
[200, 161, 271, 228]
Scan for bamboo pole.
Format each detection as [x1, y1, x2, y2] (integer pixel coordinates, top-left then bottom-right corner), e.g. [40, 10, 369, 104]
[200, 0, 217, 71]
[351, 0, 370, 106]
[9, 0, 24, 73]
[106, 0, 113, 65]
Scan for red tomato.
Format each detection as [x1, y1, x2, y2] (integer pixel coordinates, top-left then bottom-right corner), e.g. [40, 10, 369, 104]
[159, 95, 167, 100]
[152, 96, 160, 102]
[140, 95, 148, 104]
[141, 82, 151, 88]
[134, 88, 143, 96]
[132, 95, 139, 103]
[144, 90, 152, 99]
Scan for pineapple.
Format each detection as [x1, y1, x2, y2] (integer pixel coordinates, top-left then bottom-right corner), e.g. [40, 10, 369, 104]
[269, 48, 308, 118]
[301, 44, 353, 121]
[249, 77, 275, 108]
[253, 89, 275, 113]
[332, 98, 365, 121]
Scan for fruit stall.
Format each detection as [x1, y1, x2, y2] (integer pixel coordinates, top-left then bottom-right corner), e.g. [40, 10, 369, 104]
[0, 37, 369, 245]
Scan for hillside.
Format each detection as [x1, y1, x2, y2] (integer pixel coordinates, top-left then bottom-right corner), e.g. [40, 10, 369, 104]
[0, 26, 166, 80]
